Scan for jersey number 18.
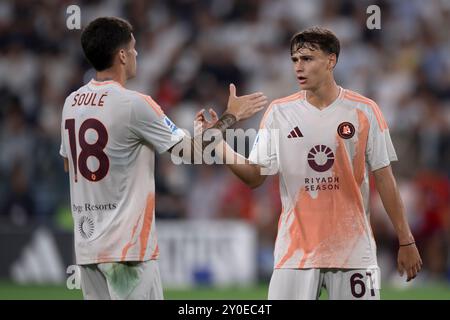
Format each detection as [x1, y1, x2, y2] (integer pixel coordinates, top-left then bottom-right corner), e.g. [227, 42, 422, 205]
[65, 118, 109, 182]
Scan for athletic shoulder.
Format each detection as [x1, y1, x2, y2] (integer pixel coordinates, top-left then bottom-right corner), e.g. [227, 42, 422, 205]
[271, 90, 305, 108]
[342, 88, 388, 130]
[127, 89, 164, 116]
[121, 89, 165, 126]
[62, 88, 84, 110]
[342, 89, 378, 107]
[64, 90, 78, 103]
[259, 91, 305, 128]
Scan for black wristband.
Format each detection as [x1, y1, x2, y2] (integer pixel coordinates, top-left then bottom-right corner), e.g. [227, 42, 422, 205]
[399, 241, 415, 247]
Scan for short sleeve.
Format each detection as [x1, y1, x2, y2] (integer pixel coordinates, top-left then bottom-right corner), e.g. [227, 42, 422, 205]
[60, 96, 70, 158]
[366, 104, 398, 171]
[60, 118, 67, 157]
[130, 93, 185, 154]
[59, 142, 67, 158]
[248, 104, 279, 175]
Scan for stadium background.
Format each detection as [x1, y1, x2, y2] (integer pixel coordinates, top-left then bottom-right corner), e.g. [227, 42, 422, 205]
[0, 0, 449, 299]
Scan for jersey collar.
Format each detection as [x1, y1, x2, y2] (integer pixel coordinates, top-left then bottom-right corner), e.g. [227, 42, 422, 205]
[89, 79, 123, 88]
[303, 86, 344, 116]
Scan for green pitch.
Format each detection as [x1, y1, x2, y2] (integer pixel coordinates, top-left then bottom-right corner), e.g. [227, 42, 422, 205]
[0, 282, 449, 300]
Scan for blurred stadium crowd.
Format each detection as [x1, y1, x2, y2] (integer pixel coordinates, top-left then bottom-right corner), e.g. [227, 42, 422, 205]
[0, 0, 448, 284]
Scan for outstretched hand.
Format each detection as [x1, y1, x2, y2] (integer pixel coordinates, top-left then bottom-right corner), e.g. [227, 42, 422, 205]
[226, 83, 268, 121]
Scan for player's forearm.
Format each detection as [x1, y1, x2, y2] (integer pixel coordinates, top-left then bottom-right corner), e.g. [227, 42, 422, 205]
[215, 140, 266, 189]
[169, 112, 238, 163]
[373, 165, 414, 244]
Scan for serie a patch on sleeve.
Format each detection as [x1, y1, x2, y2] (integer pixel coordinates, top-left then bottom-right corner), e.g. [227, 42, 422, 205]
[164, 116, 179, 133]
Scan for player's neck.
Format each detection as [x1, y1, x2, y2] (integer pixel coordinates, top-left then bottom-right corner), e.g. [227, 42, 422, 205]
[306, 80, 340, 110]
[95, 69, 127, 87]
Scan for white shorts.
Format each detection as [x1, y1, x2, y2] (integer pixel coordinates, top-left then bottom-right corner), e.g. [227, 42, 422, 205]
[79, 260, 163, 300]
[268, 268, 380, 300]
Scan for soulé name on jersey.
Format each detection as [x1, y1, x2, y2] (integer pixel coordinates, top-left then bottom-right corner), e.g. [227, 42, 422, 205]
[72, 92, 108, 107]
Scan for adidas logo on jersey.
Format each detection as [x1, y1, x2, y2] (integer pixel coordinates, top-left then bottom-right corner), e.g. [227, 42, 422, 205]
[287, 126, 303, 138]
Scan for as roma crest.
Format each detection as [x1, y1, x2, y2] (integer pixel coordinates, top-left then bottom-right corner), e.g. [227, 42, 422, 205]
[337, 122, 355, 139]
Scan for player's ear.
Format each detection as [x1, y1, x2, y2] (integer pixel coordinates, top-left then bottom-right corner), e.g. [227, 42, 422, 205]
[118, 49, 127, 65]
[328, 54, 337, 70]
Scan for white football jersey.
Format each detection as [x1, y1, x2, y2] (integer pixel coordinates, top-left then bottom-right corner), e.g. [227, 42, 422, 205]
[249, 87, 397, 269]
[60, 79, 185, 265]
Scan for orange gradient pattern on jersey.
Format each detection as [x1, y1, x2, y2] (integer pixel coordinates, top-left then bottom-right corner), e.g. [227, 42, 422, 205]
[353, 109, 370, 186]
[150, 244, 159, 260]
[276, 132, 366, 268]
[121, 214, 142, 261]
[139, 193, 155, 260]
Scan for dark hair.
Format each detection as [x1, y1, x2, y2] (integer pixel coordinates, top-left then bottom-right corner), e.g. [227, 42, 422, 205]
[290, 27, 340, 63]
[81, 17, 133, 71]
